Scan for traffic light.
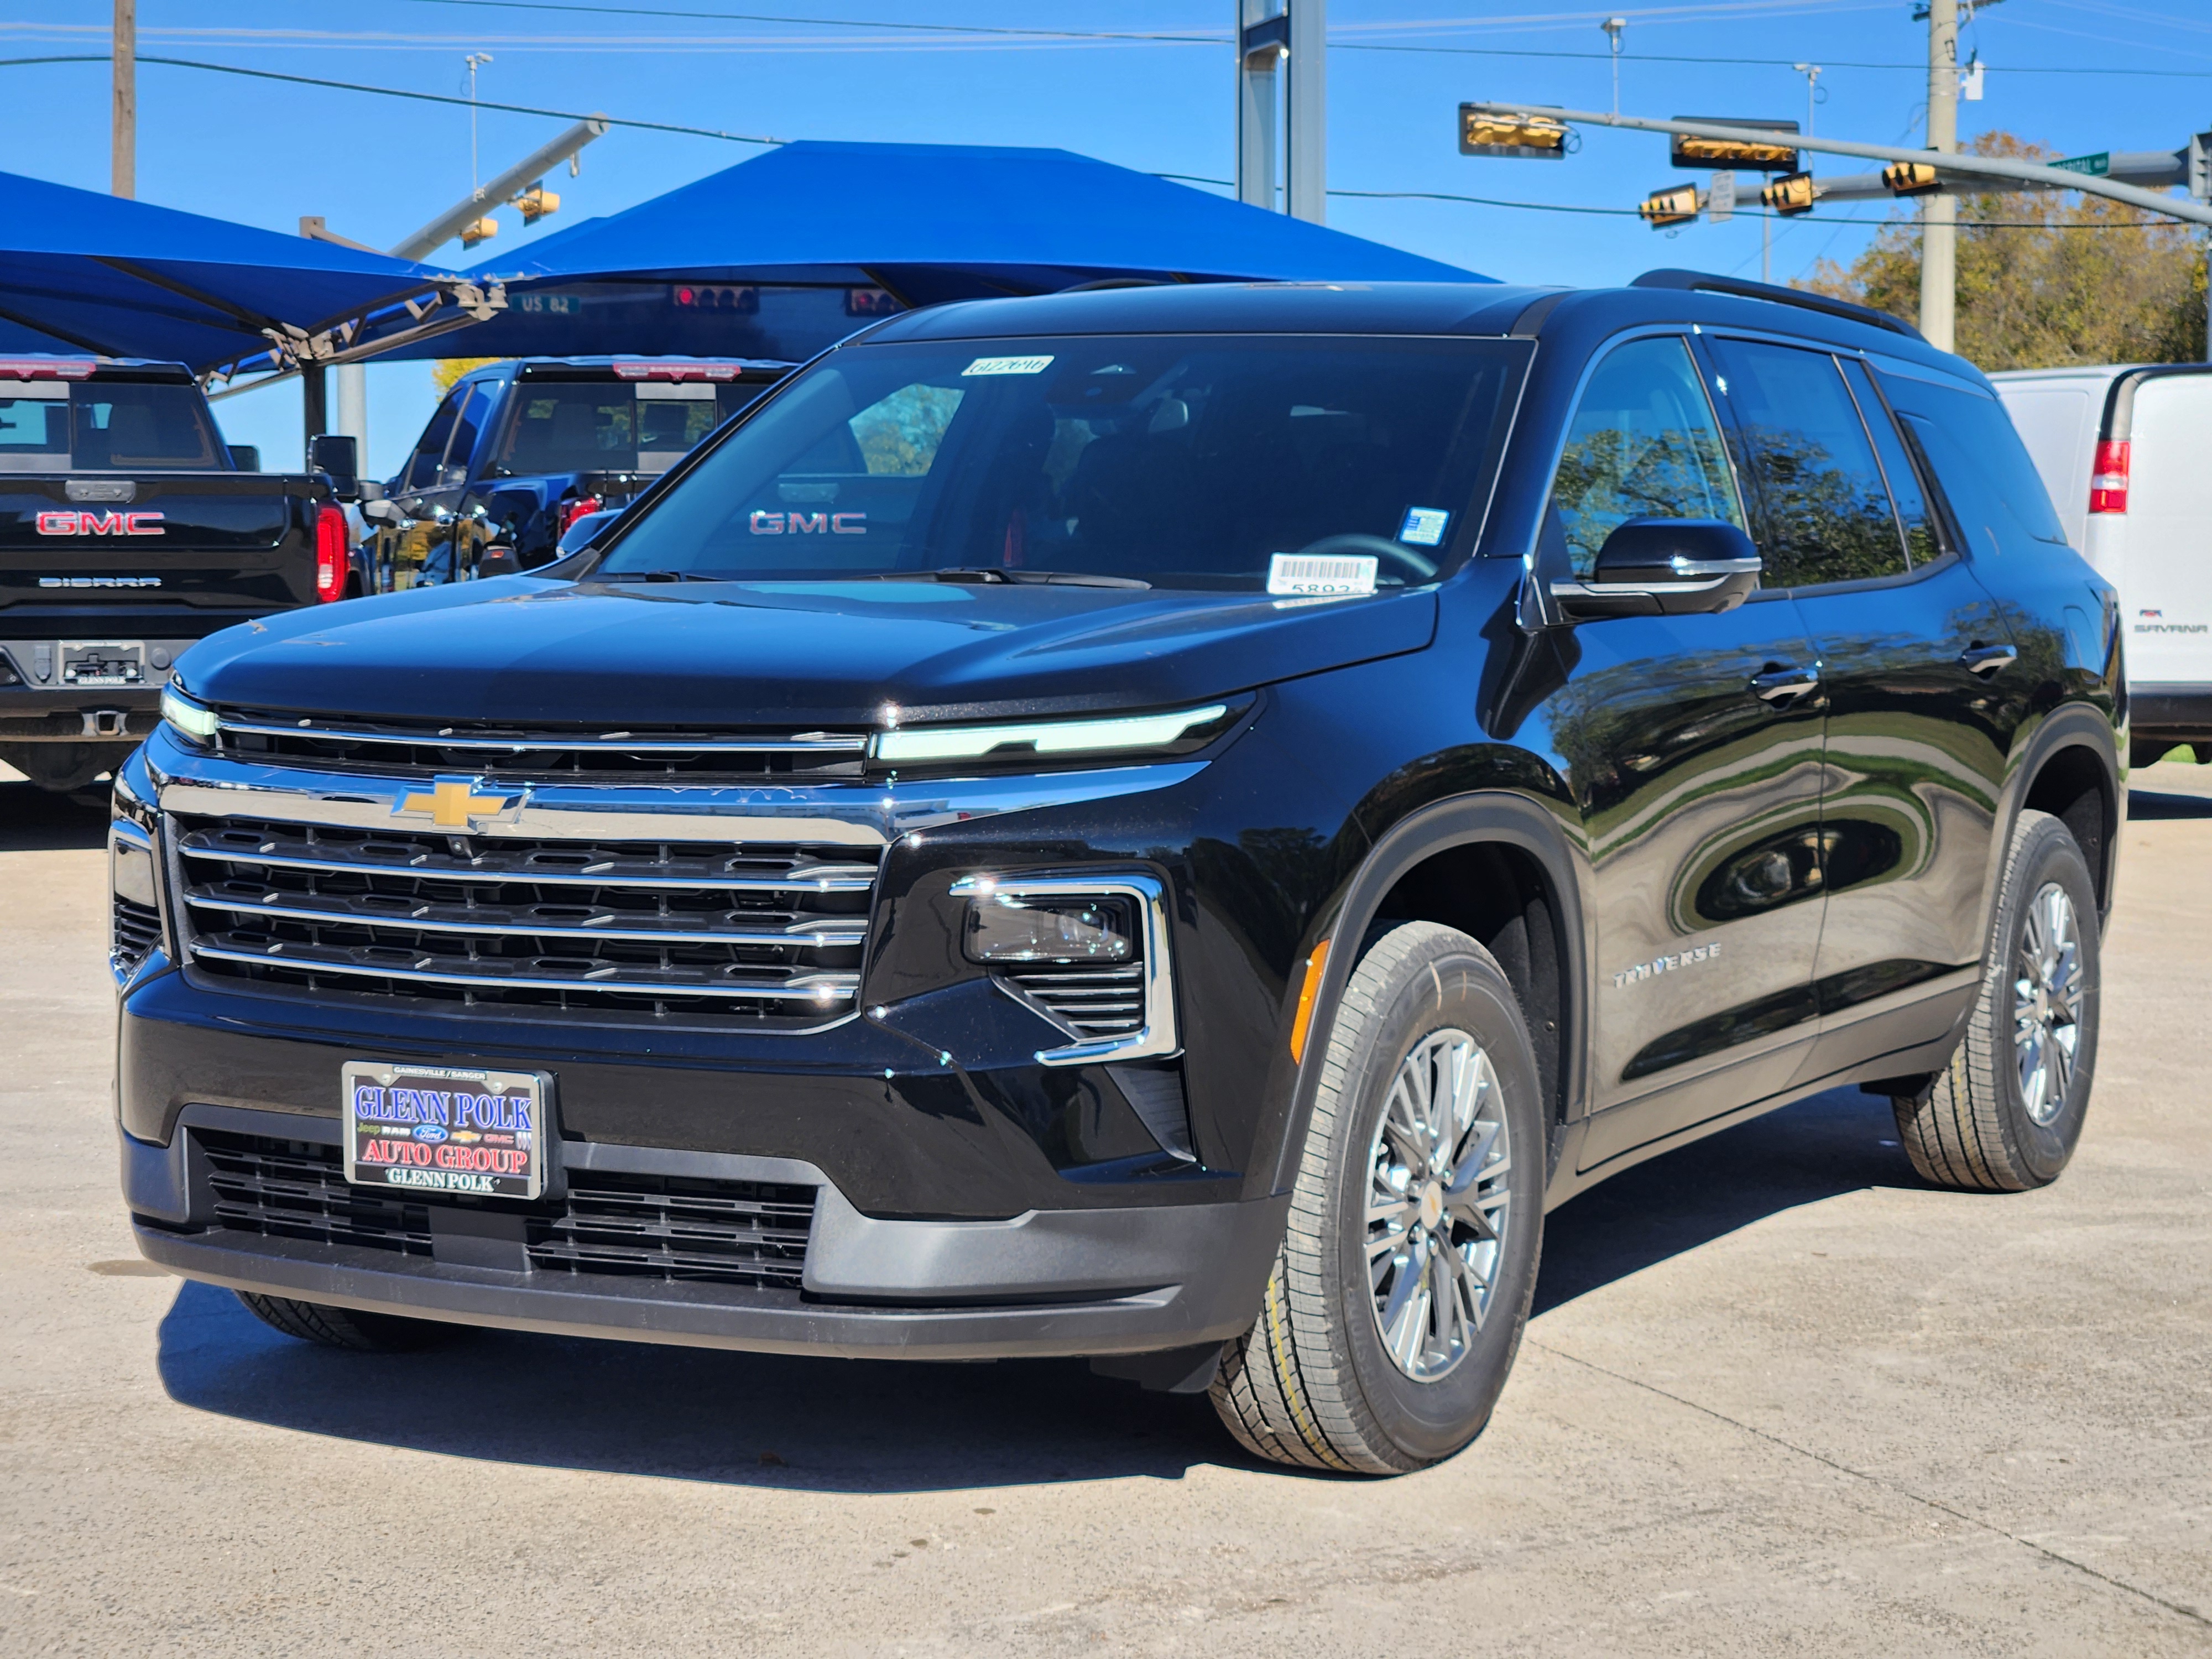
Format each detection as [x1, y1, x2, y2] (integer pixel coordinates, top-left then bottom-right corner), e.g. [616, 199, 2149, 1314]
[514, 186, 561, 224]
[1669, 118, 1799, 173]
[1640, 185, 1702, 228]
[1459, 105, 1569, 159]
[1884, 161, 1942, 196]
[460, 216, 500, 247]
[1762, 172, 1817, 216]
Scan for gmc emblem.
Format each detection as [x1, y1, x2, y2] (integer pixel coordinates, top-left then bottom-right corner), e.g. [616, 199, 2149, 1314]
[749, 510, 865, 535]
[36, 510, 165, 536]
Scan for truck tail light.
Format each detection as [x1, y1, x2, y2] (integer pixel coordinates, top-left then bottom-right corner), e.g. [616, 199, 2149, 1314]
[560, 494, 604, 534]
[2089, 440, 2130, 515]
[315, 504, 347, 601]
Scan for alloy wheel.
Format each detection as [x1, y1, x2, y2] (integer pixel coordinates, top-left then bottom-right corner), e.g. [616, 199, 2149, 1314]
[2013, 879, 2084, 1126]
[1364, 1027, 1513, 1382]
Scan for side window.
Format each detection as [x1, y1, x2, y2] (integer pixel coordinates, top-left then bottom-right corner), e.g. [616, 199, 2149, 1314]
[1705, 338, 1908, 587]
[1877, 371, 2070, 554]
[443, 382, 499, 482]
[403, 387, 466, 491]
[1548, 336, 1744, 576]
[1838, 357, 1939, 566]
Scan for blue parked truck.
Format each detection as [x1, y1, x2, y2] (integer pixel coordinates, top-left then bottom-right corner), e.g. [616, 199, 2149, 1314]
[361, 357, 789, 589]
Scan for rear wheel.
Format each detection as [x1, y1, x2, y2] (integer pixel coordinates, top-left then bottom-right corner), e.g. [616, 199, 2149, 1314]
[236, 1292, 456, 1352]
[1211, 922, 1546, 1474]
[1892, 809, 2101, 1191]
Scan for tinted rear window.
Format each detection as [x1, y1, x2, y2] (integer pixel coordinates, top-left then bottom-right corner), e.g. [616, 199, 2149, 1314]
[0, 380, 225, 472]
[1877, 370, 2068, 551]
[597, 335, 1530, 590]
[493, 382, 763, 477]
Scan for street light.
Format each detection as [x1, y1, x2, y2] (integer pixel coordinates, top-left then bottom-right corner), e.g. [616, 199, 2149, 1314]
[1600, 18, 1626, 118]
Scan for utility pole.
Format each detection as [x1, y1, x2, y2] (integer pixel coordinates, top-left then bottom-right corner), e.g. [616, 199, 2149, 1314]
[1235, 1, 1325, 223]
[1920, 0, 1959, 353]
[1287, 0, 1326, 222]
[1235, 1, 1284, 211]
[111, 0, 134, 197]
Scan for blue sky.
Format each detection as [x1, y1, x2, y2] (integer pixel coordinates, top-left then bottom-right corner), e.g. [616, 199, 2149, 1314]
[9, 1, 2208, 476]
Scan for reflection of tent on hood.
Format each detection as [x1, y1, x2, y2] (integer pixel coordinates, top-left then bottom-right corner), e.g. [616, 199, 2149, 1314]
[0, 168, 500, 378]
[366, 140, 1490, 363]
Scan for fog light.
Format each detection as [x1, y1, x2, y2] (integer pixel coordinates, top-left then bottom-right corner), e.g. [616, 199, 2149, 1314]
[964, 893, 1135, 964]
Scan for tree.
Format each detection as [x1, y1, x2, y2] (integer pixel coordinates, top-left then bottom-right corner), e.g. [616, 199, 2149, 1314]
[1801, 132, 2207, 369]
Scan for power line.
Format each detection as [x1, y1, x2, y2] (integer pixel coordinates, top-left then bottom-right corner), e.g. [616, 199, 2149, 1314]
[0, 53, 781, 142]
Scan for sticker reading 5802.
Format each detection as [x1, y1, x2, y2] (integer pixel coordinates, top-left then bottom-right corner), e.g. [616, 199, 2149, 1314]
[962, 354, 1055, 377]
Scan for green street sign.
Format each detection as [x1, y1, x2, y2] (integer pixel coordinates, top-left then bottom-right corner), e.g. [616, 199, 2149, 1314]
[2053, 152, 2111, 178]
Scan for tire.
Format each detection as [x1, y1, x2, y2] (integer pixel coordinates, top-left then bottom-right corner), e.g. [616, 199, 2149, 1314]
[1211, 922, 1546, 1474]
[236, 1292, 456, 1352]
[1892, 808, 2101, 1192]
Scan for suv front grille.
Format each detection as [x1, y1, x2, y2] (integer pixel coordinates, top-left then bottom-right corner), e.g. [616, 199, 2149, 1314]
[199, 1131, 816, 1288]
[173, 814, 874, 1024]
[211, 711, 867, 784]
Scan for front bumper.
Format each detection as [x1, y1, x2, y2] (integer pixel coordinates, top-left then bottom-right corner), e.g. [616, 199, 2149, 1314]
[126, 1105, 1287, 1361]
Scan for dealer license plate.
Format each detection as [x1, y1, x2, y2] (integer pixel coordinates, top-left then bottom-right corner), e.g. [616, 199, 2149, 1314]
[341, 1062, 549, 1200]
[62, 639, 145, 687]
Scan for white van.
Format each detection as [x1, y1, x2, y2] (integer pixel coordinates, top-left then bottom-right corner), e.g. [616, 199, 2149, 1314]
[1992, 364, 2212, 765]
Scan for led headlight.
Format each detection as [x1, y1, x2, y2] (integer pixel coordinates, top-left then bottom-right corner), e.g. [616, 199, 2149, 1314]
[964, 893, 1135, 964]
[159, 682, 219, 743]
[873, 703, 1232, 767]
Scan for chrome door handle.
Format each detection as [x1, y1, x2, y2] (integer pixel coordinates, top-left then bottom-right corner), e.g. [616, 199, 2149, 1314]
[1750, 664, 1820, 703]
[1958, 642, 2017, 677]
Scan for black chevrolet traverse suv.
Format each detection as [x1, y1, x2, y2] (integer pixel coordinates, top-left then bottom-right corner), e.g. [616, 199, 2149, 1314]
[113, 273, 2119, 1474]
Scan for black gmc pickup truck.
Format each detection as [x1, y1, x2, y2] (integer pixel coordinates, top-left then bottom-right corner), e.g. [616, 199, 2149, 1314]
[113, 276, 2120, 1474]
[1, 357, 342, 794]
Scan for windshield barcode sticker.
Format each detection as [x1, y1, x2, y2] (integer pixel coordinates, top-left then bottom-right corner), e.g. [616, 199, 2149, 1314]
[1267, 554, 1378, 597]
[962, 355, 1055, 377]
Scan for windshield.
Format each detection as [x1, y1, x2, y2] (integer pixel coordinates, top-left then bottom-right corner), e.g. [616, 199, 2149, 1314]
[491, 380, 765, 478]
[594, 335, 1528, 589]
[0, 380, 225, 472]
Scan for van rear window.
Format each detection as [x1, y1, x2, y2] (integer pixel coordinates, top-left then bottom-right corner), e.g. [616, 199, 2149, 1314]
[0, 380, 225, 472]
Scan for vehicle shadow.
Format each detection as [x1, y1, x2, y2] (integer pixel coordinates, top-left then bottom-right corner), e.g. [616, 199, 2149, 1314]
[155, 1086, 1921, 1489]
[1532, 1083, 1918, 1317]
[0, 778, 112, 852]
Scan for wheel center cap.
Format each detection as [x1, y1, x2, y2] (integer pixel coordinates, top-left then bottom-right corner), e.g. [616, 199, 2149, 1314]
[1418, 1182, 1445, 1230]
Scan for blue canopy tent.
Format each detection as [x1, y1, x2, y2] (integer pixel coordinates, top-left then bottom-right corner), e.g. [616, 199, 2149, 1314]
[366, 141, 1488, 362]
[0, 168, 502, 382]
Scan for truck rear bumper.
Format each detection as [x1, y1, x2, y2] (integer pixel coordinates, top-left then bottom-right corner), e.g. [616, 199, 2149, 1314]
[2130, 683, 2212, 743]
[124, 1106, 1287, 1363]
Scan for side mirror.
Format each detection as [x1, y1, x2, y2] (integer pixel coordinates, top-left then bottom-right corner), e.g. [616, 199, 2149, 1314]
[1551, 519, 1762, 620]
[307, 434, 361, 502]
[360, 497, 405, 528]
[227, 444, 261, 472]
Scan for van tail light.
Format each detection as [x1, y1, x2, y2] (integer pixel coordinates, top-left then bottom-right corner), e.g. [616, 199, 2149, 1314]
[314, 505, 348, 601]
[2089, 440, 2130, 515]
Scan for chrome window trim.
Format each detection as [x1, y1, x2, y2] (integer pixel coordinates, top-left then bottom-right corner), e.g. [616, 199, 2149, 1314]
[950, 872, 1179, 1067]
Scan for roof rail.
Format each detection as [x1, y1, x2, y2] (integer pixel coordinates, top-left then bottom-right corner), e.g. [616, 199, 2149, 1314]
[1630, 268, 1923, 342]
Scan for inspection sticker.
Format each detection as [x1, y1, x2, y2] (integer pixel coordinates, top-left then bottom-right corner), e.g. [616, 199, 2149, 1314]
[961, 354, 1055, 377]
[1397, 506, 1451, 547]
[1267, 553, 1378, 598]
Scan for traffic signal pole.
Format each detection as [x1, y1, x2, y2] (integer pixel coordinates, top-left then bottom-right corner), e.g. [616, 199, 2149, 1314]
[1922, 0, 1959, 350]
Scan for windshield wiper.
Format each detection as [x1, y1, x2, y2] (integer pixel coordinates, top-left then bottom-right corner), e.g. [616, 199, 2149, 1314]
[867, 567, 1151, 590]
[599, 569, 712, 583]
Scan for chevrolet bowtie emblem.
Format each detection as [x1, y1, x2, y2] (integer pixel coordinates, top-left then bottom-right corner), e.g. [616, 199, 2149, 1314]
[397, 776, 519, 831]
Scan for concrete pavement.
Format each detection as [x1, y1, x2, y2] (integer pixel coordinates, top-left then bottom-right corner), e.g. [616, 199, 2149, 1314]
[1, 764, 2206, 1656]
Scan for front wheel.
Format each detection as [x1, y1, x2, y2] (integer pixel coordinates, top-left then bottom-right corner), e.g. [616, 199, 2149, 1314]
[1891, 808, 2101, 1191]
[1211, 922, 1546, 1474]
[237, 1292, 456, 1352]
